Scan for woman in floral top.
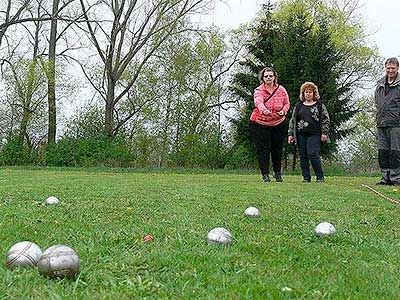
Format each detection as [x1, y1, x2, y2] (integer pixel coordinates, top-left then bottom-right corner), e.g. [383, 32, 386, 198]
[288, 82, 330, 182]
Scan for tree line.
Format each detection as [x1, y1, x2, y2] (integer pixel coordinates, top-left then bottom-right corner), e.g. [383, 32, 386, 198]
[0, 0, 380, 170]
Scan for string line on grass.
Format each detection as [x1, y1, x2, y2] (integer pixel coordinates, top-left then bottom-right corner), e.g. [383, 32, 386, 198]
[361, 184, 400, 205]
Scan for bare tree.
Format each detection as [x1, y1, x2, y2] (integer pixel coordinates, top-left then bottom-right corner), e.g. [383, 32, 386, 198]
[0, 0, 80, 148]
[0, 0, 31, 46]
[170, 30, 241, 167]
[1, 5, 48, 150]
[0, 0, 64, 48]
[128, 27, 241, 167]
[47, 0, 60, 144]
[47, 0, 78, 144]
[78, 0, 212, 137]
[0, 0, 82, 144]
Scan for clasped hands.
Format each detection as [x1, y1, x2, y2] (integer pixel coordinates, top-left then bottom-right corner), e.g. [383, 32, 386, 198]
[263, 109, 284, 116]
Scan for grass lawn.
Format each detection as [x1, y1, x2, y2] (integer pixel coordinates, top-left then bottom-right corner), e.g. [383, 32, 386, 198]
[0, 168, 399, 299]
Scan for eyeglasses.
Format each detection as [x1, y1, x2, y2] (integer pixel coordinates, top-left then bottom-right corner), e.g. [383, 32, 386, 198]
[264, 75, 274, 78]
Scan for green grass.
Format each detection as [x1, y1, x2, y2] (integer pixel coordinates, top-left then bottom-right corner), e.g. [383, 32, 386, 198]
[0, 168, 399, 299]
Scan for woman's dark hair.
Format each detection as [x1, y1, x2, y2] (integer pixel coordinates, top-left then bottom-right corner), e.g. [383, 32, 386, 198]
[258, 67, 278, 84]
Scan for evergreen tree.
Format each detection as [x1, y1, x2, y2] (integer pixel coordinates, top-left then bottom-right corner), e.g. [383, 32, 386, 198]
[230, 0, 376, 168]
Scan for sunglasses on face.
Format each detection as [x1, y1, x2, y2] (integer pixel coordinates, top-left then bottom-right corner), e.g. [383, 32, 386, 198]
[264, 74, 274, 78]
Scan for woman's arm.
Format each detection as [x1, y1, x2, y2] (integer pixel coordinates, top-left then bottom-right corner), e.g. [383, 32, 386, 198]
[280, 87, 290, 115]
[321, 103, 330, 142]
[287, 104, 298, 144]
[253, 86, 268, 114]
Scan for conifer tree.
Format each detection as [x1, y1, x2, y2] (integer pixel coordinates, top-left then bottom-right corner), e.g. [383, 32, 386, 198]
[230, 0, 377, 168]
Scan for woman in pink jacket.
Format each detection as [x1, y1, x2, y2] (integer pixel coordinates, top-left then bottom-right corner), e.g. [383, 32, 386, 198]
[249, 67, 290, 182]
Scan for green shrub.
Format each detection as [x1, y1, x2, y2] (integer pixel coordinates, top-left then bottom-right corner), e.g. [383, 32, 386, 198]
[43, 136, 132, 167]
[166, 135, 228, 168]
[0, 136, 37, 165]
[225, 143, 257, 169]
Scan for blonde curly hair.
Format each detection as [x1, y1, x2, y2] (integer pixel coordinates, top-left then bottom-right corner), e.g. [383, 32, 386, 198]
[299, 82, 320, 101]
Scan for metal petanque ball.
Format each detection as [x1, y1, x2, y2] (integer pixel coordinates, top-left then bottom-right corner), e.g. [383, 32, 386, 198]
[314, 222, 336, 237]
[44, 196, 59, 206]
[244, 206, 260, 217]
[38, 245, 80, 279]
[6, 241, 42, 269]
[207, 227, 233, 245]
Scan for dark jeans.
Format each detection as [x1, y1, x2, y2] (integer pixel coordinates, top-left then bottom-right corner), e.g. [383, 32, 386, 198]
[297, 133, 323, 181]
[249, 121, 285, 176]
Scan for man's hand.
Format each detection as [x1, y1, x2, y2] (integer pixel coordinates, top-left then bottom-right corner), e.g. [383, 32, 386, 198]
[321, 134, 328, 142]
[288, 136, 294, 144]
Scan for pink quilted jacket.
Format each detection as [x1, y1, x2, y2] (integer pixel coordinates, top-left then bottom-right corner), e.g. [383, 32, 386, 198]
[250, 83, 290, 126]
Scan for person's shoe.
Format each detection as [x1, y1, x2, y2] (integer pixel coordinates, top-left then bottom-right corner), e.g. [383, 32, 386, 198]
[392, 181, 400, 186]
[262, 174, 271, 182]
[316, 178, 325, 183]
[302, 179, 311, 183]
[376, 180, 388, 185]
[273, 173, 283, 182]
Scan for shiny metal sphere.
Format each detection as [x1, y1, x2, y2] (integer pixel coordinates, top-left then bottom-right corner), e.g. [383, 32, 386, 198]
[314, 222, 336, 237]
[244, 206, 260, 217]
[45, 196, 59, 206]
[6, 241, 42, 269]
[38, 245, 80, 279]
[207, 227, 233, 245]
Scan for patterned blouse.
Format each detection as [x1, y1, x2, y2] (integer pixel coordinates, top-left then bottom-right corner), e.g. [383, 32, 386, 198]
[296, 102, 320, 135]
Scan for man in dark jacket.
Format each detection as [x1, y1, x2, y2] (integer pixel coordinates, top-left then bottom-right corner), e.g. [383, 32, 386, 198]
[375, 57, 400, 185]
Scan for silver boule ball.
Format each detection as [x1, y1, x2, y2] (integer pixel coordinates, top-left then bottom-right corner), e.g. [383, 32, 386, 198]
[6, 241, 42, 269]
[314, 222, 336, 237]
[207, 227, 233, 245]
[38, 245, 80, 279]
[244, 206, 260, 217]
[45, 196, 59, 206]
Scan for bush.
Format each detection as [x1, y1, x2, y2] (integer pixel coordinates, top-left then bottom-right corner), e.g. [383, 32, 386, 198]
[225, 143, 257, 169]
[0, 137, 37, 165]
[43, 135, 132, 167]
[166, 135, 229, 168]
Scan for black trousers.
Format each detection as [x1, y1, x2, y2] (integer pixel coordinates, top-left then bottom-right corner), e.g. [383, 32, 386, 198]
[377, 127, 400, 183]
[249, 121, 285, 176]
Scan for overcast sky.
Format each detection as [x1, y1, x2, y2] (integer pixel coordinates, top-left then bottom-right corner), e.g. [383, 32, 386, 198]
[203, 0, 400, 59]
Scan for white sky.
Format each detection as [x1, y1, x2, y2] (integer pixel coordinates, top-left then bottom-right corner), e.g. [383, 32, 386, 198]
[205, 0, 400, 59]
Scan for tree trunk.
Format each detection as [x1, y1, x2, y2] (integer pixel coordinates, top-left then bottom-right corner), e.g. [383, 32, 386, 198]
[158, 95, 172, 168]
[105, 101, 114, 137]
[19, 110, 30, 144]
[105, 76, 115, 137]
[47, 0, 60, 144]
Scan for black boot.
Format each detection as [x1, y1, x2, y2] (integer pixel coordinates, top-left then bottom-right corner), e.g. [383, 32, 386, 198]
[273, 172, 283, 182]
[262, 174, 271, 182]
[376, 180, 388, 185]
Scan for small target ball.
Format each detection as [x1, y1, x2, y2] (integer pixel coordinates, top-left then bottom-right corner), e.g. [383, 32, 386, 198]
[143, 235, 154, 242]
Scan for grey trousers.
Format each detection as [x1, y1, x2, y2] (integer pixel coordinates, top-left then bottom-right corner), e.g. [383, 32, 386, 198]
[377, 127, 400, 183]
